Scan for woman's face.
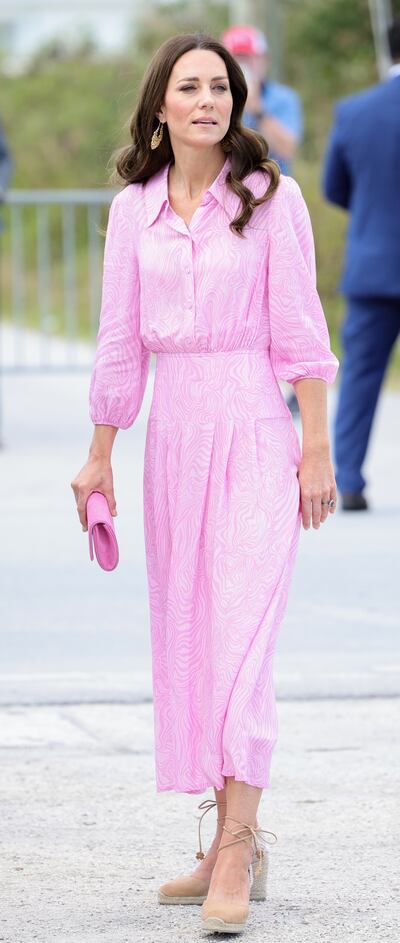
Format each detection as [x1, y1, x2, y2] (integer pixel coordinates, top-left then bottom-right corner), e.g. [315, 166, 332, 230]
[157, 48, 233, 151]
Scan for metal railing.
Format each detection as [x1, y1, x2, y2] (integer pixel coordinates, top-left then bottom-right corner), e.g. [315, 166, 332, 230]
[0, 189, 115, 375]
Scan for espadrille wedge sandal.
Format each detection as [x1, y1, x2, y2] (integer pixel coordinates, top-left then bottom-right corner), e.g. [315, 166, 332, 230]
[158, 798, 226, 905]
[201, 815, 277, 934]
[158, 800, 277, 909]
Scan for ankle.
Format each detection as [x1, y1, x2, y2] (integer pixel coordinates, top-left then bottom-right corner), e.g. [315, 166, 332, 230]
[209, 825, 225, 852]
[215, 801, 227, 819]
[216, 848, 253, 879]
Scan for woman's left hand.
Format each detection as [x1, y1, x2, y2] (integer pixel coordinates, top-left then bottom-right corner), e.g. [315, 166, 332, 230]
[297, 446, 337, 530]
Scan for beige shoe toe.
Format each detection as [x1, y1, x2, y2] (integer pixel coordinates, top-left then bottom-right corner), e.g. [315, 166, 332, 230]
[158, 873, 210, 905]
[201, 897, 249, 931]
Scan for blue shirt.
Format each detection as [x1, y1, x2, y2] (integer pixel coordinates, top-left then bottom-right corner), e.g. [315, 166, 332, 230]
[242, 79, 303, 176]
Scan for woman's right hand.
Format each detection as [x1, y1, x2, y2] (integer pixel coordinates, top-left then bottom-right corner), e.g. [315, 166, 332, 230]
[70, 456, 117, 532]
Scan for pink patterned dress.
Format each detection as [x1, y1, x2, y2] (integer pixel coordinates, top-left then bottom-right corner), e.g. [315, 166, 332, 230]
[88, 154, 339, 794]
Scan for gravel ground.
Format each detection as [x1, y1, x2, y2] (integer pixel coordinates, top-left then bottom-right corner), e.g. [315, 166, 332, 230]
[1, 697, 399, 942]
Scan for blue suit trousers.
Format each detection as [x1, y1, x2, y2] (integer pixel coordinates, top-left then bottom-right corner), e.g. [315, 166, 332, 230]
[334, 296, 400, 493]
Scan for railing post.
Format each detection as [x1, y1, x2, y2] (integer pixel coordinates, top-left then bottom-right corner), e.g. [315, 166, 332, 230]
[0, 188, 115, 444]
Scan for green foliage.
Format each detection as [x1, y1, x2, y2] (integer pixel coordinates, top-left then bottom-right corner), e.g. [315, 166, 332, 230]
[283, 0, 377, 158]
[2, 58, 135, 188]
[131, 2, 229, 58]
[286, 0, 375, 92]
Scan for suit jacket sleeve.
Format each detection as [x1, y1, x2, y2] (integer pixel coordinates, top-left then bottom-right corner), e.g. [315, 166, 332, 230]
[321, 101, 351, 210]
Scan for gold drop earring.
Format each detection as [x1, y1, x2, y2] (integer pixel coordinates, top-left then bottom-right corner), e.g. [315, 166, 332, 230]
[150, 119, 164, 150]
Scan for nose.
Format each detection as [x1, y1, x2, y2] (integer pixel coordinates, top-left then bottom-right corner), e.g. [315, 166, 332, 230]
[196, 87, 214, 107]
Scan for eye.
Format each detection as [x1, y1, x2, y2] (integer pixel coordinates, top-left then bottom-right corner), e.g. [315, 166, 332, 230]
[180, 84, 228, 92]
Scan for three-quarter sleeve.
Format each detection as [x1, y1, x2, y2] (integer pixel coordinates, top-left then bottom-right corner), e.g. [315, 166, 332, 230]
[88, 189, 151, 429]
[267, 176, 339, 385]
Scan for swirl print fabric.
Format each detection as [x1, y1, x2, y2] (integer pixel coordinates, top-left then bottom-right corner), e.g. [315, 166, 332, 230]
[89, 155, 339, 793]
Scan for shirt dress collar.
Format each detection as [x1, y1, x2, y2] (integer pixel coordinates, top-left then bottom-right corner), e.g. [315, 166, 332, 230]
[143, 153, 233, 228]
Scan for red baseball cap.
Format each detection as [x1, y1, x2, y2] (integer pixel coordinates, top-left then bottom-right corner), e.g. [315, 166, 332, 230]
[220, 24, 268, 56]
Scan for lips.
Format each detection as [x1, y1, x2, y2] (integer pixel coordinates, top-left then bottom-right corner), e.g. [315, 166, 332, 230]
[193, 119, 217, 124]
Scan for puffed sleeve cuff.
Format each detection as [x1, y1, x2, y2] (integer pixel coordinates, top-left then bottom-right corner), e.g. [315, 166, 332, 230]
[89, 343, 151, 429]
[268, 176, 339, 386]
[275, 359, 339, 385]
[88, 190, 151, 429]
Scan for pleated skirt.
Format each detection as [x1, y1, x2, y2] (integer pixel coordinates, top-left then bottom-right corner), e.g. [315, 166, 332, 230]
[143, 348, 302, 793]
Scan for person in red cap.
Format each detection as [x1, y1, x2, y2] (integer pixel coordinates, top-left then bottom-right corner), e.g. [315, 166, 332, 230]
[220, 24, 303, 177]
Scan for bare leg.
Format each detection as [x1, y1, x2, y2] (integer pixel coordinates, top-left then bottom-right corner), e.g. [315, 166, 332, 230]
[205, 776, 263, 904]
[191, 782, 228, 879]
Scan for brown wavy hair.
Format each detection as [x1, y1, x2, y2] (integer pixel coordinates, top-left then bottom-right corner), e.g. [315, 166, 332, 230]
[111, 31, 281, 238]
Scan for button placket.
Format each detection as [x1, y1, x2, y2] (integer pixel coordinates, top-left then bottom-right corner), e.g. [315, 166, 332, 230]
[185, 241, 194, 310]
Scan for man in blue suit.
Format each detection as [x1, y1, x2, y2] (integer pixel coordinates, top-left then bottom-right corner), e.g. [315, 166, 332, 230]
[322, 18, 400, 511]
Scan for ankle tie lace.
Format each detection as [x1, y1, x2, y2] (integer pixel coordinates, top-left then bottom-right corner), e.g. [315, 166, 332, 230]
[217, 814, 278, 876]
[195, 798, 227, 860]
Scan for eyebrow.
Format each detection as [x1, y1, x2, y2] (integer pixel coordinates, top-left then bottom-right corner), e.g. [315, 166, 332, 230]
[176, 75, 228, 83]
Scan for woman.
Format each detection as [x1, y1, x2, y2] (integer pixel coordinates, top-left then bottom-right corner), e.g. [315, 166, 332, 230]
[71, 32, 339, 934]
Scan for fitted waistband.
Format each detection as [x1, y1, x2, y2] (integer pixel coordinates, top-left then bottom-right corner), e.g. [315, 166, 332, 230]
[155, 347, 267, 356]
[149, 348, 291, 422]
